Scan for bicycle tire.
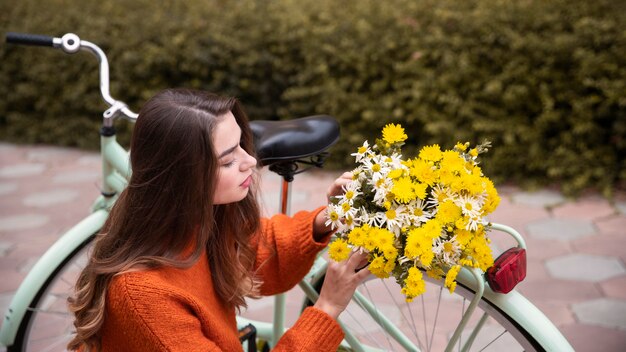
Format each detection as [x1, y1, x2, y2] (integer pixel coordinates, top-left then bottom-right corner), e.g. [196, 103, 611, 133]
[305, 272, 546, 352]
[8, 234, 96, 352]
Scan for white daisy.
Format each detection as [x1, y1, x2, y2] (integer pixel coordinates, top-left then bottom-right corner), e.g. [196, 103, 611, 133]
[351, 140, 371, 162]
[336, 180, 362, 205]
[370, 177, 393, 207]
[427, 184, 454, 209]
[433, 236, 462, 266]
[405, 199, 432, 225]
[325, 204, 343, 230]
[454, 194, 482, 221]
[376, 204, 408, 236]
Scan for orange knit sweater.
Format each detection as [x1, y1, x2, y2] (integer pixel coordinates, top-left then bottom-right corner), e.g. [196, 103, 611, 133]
[100, 209, 344, 351]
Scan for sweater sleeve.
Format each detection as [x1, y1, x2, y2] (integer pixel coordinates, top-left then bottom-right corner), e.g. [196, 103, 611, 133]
[272, 307, 345, 351]
[253, 206, 331, 296]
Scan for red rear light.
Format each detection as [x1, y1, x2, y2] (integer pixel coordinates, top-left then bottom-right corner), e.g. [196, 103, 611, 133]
[486, 247, 527, 294]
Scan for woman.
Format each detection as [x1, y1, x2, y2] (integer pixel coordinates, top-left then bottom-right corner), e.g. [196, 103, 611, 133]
[68, 88, 370, 351]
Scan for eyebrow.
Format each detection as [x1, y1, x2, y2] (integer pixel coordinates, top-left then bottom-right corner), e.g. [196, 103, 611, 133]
[218, 144, 238, 159]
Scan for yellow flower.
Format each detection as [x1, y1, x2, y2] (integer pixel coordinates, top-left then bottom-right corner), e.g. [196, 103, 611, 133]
[348, 226, 366, 247]
[381, 244, 398, 261]
[392, 177, 415, 203]
[436, 200, 462, 224]
[419, 144, 442, 162]
[329, 239, 350, 262]
[375, 228, 395, 249]
[369, 255, 390, 278]
[388, 169, 404, 179]
[455, 142, 469, 151]
[402, 267, 426, 301]
[409, 159, 437, 186]
[404, 227, 433, 261]
[466, 236, 494, 271]
[441, 150, 465, 173]
[445, 265, 461, 293]
[454, 228, 473, 247]
[422, 219, 443, 238]
[413, 182, 428, 200]
[481, 179, 501, 214]
[382, 123, 408, 144]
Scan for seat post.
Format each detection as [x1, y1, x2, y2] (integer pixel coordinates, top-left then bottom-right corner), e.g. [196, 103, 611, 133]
[279, 178, 292, 216]
[272, 176, 293, 346]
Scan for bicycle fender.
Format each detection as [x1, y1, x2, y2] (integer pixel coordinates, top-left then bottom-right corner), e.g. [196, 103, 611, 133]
[0, 209, 108, 347]
[456, 269, 575, 352]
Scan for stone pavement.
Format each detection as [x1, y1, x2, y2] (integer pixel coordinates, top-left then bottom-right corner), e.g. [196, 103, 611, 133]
[1, 142, 625, 351]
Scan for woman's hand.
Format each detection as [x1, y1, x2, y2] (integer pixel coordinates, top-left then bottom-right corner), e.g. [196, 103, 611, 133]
[314, 251, 370, 319]
[313, 172, 353, 240]
[326, 171, 353, 201]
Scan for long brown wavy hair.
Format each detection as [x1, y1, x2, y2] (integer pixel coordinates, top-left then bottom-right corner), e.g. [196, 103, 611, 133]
[67, 88, 262, 351]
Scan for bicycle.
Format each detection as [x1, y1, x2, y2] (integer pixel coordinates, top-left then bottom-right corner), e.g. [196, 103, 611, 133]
[0, 32, 574, 352]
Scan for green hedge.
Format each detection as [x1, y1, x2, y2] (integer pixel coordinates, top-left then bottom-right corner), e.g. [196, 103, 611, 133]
[1, 0, 624, 196]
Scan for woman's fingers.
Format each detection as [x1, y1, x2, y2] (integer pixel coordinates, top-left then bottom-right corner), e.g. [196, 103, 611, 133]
[347, 250, 369, 270]
[327, 172, 354, 200]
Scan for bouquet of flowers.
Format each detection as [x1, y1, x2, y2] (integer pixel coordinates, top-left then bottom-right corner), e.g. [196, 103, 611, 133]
[326, 124, 500, 301]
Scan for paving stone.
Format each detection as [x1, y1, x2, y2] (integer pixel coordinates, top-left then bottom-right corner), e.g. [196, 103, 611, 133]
[546, 254, 625, 282]
[22, 189, 79, 207]
[487, 202, 550, 237]
[523, 237, 572, 261]
[600, 276, 626, 300]
[52, 170, 100, 184]
[0, 269, 26, 293]
[572, 298, 626, 330]
[532, 300, 576, 327]
[572, 234, 626, 262]
[595, 215, 626, 236]
[616, 201, 626, 215]
[0, 163, 46, 178]
[0, 241, 14, 257]
[526, 218, 596, 240]
[511, 190, 566, 208]
[0, 143, 17, 152]
[560, 324, 626, 352]
[26, 148, 76, 161]
[0, 182, 17, 196]
[0, 214, 49, 231]
[551, 198, 615, 220]
[517, 279, 602, 303]
[77, 154, 102, 165]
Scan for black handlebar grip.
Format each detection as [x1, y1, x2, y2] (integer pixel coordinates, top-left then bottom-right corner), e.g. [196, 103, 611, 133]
[6, 32, 54, 47]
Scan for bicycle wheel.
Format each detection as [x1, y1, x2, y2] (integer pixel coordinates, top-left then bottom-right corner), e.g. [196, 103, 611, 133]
[306, 273, 544, 352]
[8, 235, 95, 352]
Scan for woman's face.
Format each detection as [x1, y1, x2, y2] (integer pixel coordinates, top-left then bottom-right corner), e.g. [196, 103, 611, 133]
[212, 111, 257, 205]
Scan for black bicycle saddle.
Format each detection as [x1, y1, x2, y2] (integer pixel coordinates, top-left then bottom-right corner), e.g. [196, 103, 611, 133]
[250, 115, 340, 167]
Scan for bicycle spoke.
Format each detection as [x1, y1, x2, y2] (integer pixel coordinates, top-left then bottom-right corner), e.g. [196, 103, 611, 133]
[383, 280, 424, 351]
[343, 305, 385, 350]
[421, 296, 430, 351]
[478, 329, 507, 352]
[461, 312, 489, 351]
[406, 298, 423, 351]
[362, 281, 396, 351]
[26, 307, 70, 316]
[429, 286, 442, 352]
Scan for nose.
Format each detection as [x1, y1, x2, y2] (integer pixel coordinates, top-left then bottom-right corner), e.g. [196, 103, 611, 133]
[240, 149, 257, 171]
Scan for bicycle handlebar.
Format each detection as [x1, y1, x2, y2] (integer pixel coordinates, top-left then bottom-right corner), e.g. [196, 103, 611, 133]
[6, 32, 57, 47]
[5, 32, 138, 124]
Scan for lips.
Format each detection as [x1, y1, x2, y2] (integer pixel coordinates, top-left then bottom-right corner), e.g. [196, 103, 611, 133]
[240, 175, 252, 188]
